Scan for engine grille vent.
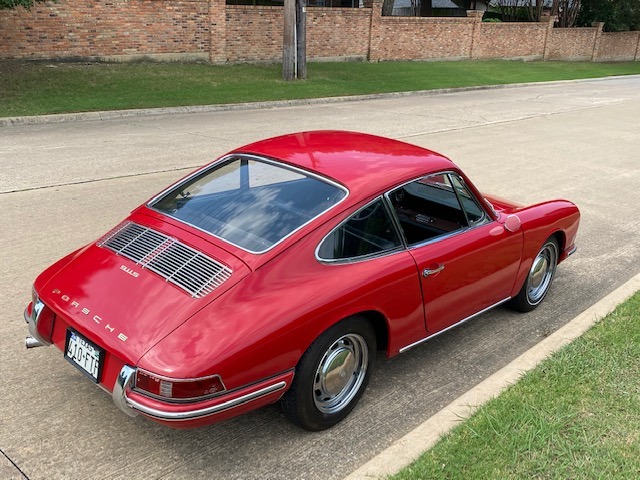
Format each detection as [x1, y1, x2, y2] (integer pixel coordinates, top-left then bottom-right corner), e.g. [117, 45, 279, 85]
[98, 222, 232, 298]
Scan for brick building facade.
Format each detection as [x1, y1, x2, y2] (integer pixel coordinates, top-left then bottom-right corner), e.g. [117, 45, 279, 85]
[1, 0, 638, 63]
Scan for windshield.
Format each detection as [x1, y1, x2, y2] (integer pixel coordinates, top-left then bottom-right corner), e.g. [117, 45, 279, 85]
[150, 156, 348, 253]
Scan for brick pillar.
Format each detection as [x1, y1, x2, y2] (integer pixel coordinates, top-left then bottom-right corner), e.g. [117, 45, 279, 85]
[591, 22, 604, 61]
[635, 31, 640, 61]
[368, 0, 383, 62]
[209, 0, 227, 64]
[467, 10, 484, 60]
[541, 15, 555, 61]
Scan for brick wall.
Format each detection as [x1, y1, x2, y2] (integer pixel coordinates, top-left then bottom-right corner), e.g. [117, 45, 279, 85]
[596, 31, 640, 61]
[307, 8, 370, 60]
[226, 6, 370, 63]
[1, 0, 639, 63]
[472, 21, 549, 60]
[369, 14, 476, 61]
[0, 0, 210, 59]
[226, 6, 282, 62]
[547, 27, 598, 60]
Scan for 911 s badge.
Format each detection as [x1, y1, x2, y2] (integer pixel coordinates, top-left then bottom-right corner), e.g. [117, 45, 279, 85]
[119, 265, 140, 278]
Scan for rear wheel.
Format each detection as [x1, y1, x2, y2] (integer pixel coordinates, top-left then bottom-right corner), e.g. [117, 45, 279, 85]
[510, 237, 559, 313]
[281, 317, 375, 431]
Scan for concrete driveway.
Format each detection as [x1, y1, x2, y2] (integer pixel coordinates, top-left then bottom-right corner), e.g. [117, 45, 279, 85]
[1, 76, 639, 479]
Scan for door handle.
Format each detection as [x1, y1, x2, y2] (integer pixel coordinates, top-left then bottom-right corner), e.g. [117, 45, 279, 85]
[422, 264, 445, 277]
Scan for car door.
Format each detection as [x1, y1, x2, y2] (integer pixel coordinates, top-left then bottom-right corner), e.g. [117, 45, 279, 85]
[387, 172, 522, 334]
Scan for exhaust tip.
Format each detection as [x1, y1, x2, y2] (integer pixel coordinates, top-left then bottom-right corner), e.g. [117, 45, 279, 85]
[25, 336, 44, 349]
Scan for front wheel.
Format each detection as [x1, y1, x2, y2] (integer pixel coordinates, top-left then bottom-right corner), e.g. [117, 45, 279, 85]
[509, 237, 559, 313]
[281, 317, 376, 431]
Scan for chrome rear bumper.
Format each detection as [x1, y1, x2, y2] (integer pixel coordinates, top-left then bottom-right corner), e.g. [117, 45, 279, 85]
[112, 365, 288, 422]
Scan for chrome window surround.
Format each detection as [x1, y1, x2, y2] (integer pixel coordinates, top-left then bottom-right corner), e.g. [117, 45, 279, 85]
[315, 196, 405, 265]
[147, 154, 350, 255]
[98, 222, 232, 299]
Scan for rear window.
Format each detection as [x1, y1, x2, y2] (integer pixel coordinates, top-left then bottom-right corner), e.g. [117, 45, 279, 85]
[150, 156, 347, 253]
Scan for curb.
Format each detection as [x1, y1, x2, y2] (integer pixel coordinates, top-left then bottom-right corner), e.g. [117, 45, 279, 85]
[2, 75, 636, 128]
[343, 272, 640, 480]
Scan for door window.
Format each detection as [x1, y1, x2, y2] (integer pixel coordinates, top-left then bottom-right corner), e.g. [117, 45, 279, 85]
[388, 173, 486, 246]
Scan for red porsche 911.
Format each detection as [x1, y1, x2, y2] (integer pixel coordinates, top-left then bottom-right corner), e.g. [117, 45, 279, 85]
[24, 131, 579, 431]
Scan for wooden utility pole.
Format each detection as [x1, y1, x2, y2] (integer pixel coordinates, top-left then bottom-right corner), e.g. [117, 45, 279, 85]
[283, 0, 306, 81]
[283, 0, 296, 81]
[296, 0, 307, 80]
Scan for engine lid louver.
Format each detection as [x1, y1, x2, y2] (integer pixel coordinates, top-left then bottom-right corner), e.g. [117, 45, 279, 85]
[98, 222, 232, 298]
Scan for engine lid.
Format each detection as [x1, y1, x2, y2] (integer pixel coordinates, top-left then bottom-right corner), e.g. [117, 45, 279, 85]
[38, 221, 250, 364]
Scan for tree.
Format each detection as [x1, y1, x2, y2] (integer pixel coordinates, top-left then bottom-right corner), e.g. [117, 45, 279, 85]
[0, 0, 46, 9]
[526, 0, 544, 21]
[551, 0, 580, 28]
[382, 0, 394, 16]
[577, 0, 640, 32]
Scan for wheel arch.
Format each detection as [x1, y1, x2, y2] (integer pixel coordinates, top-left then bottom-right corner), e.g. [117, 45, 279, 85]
[355, 310, 389, 354]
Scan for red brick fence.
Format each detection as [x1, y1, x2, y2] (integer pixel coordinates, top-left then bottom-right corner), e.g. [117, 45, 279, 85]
[1, 0, 638, 63]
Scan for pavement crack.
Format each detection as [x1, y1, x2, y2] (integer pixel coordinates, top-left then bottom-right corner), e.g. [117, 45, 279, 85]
[0, 448, 29, 480]
[0, 166, 197, 195]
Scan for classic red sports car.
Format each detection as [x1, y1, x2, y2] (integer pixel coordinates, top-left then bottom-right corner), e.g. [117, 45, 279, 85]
[25, 131, 579, 431]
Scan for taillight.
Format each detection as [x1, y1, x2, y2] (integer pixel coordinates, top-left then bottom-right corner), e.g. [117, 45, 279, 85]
[135, 370, 226, 401]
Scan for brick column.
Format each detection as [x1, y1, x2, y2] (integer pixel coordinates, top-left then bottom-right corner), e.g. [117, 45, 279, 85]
[209, 0, 227, 63]
[591, 22, 604, 61]
[368, 0, 383, 62]
[541, 15, 555, 60]
[467, 10, 484, 60]
[635, 31, 640, 61]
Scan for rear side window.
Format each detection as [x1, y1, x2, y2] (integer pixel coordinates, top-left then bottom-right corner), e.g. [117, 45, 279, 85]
[318, 199, 402, 261]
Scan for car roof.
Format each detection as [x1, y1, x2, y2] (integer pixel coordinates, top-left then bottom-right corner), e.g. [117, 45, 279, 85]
[234, 130, 456, 202]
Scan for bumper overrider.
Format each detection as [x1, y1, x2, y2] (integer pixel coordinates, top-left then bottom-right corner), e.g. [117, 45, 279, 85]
[25, 302, 293, 426]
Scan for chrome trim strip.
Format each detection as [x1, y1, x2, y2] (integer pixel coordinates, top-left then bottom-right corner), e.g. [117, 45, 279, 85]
[566, 245, 577, 257]
[147, 153, 350, 255]
[399, 297, 511, 354]
[124, 379, 288, 421]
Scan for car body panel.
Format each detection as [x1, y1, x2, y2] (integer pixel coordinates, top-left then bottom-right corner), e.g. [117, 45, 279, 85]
[24, 131, 580, 429]
[410, 220, 523, 334]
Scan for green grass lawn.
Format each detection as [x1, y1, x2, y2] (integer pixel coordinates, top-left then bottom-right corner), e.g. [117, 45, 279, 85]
[2, 59, 640, 117]
[392, 291, 640, 480]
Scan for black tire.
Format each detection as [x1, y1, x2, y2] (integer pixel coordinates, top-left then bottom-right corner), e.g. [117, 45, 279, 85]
[509, 237, 559, 313]
[281, 316, 376, 431]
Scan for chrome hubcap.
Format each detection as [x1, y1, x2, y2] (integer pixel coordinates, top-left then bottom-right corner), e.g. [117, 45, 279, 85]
[527, 242, 557, 305]
[313, 333, 368, 414]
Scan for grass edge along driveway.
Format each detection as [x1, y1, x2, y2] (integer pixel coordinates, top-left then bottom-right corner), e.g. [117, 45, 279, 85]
[391, 290, 640, 480]
[2, 59, 640, 117]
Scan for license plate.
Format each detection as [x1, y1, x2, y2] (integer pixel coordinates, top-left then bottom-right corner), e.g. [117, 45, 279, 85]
[64, 329, 104, 383]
